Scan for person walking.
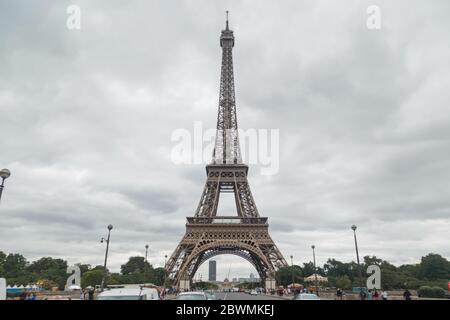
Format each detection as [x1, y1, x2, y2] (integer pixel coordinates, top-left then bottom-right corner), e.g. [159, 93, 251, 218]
[403, 289, 412, 300]
[373, 290, 379, 300]
[336, 288, 343, 300]
[88, 288, 95, 300]
[367, 289, 373, 300]
[359, 289, 367, 300]
[381, 290, 388, 300]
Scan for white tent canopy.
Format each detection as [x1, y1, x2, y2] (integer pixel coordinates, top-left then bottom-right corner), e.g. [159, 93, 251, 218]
[304, 274, 328, 283]
[67, 285, 81, 290]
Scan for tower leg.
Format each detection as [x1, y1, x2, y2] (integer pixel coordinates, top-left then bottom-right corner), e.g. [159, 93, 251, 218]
[179, 276, 191, 291]
[265, 278, 276, 291]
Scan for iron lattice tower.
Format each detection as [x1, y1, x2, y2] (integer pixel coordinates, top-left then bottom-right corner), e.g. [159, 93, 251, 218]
[165, 13, 287, 290]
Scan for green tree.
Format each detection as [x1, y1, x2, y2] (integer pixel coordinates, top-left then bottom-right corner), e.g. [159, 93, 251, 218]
[26, 257, 68, 289]
[398, 264, 420, 278]
[3, 253, 27, 278]
[151, 267, 166, 286]
[418, 285, 446, 298]
[120, 273, 145, 284]
[378, 268, 407, 290]
[363, 256, 383, 266]
[275, 265, 302, 286]
[121, 256, 151, 275]
[76, 264, 91, 275]
[324, 259, 353, 278]
[81, 269, 104, 288]
[192, 281, 219, 290]
[91, 265, 106, 271]
[334, 275, 352, 289]
[301, 262, 316, 277]
[0, 251, 6, 275]
[107, 273, 122, 285]
[236, 281, 261, 290]
[419, 254, 450, 280]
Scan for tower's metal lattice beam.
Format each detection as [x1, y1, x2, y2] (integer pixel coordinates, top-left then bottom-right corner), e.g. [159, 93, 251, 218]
[212, 19, 242, 165]
[165, 14, 287, 290]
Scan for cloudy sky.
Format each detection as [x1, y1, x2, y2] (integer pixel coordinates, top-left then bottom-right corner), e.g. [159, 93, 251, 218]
[1, 0, 449, 281]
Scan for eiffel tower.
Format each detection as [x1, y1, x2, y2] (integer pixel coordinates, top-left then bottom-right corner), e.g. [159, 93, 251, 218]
[165, 13, 287, 290]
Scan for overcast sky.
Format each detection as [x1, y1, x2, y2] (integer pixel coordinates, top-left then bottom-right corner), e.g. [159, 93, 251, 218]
[1, 0, 449, 281]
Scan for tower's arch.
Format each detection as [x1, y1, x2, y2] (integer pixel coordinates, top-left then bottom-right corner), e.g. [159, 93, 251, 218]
[184, 243, 273, 283]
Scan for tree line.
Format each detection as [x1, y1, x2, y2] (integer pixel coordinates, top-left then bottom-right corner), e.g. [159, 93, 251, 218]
[0, 252, 166, 289]
[275, 253, 450, 290]
[1, 251, 449, 290]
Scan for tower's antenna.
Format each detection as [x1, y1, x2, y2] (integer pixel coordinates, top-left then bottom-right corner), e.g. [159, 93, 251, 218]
[226, 10, 229, 30]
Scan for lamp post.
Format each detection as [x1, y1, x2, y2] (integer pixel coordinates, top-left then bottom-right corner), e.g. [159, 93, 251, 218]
[100, 224, 113, 291]
[290, 255, 294, 290]
[144, 244, 149, 282]
[311, 245, 319, 296]
[351, 224, 364, 288]
[164, 254, 168, 288]
[0, 169, 11, 203]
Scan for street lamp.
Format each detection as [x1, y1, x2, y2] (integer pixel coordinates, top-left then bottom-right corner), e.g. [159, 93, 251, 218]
[351, 224, 364, 288]
[100, 224, 113, 291]
[290, 255, 294, 290]
[164, 254, 168, 288]
[311, 245, 319, 296]
[144, 244, 149, 282]
[0, 168, 11, 203]
[145, 244, 149, 263]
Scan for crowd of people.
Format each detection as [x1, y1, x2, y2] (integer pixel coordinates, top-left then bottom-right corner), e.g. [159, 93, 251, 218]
[18, 293, 37, 300]
[348, 288, 412, 300]
[79, 287, 96, 300]
[355, 289, 388, 300]
[259, 286, 414, 300]
[8, 286, 417, 300]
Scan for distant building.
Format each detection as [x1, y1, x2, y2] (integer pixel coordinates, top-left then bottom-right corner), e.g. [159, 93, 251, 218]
[238, 273, 260, 283]
[209, 260, 217, 281]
